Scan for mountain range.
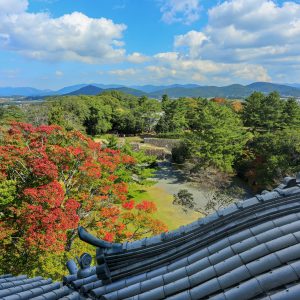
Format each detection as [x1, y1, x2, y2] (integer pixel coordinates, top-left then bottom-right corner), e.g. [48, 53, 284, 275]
[1, 82, 300, 99]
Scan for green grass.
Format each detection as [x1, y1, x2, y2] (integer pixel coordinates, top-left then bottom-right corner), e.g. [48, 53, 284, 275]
[130, 184, 202, 230]
[94, 134, 202, 230]
[94, 134, 143, 144]
[123, 136, 143, 143]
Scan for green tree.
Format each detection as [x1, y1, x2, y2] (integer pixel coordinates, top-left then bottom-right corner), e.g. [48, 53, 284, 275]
[84, 98, 112, 136]
[161, 94, 170, 111]
[0, 105, 26, 124]
[0, 180, 16, 206]
[282, 98, 300, 127]
[156, 98, 188, 133]
[173, 189, 196, 212]
[48, 97, 89, 131]
[186, 101, 251, 172]
[242, 92, 288, 130]
[238, 128, 300, 189]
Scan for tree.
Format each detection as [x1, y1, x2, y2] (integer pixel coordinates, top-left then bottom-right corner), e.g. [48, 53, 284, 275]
[238, 128, 300, 190]
[0, 105, 26, 124]
[0, 123, 167, 278]
[185, 101, 251, 173]
[173, 189, 196, 212]
[161, 94, 170, 111]
[48, 97, 89, 131]
[204, 189, 236, 215]
[242, 92, 294, 130]
[84, 97, 112, 136]
[156, 98, 188, 133]
[22, 103, 49, 126]
[282, 98, 300, 127]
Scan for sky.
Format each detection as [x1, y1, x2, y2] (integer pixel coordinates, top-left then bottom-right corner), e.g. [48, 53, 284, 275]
[1, 0, 300, 89]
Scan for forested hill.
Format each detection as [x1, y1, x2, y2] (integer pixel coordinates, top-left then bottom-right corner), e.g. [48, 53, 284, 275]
[148, 82, 300, 98]
[2, 82, 300, 98]
[66, 85, 104, 95]
[65, 82, 300, 98]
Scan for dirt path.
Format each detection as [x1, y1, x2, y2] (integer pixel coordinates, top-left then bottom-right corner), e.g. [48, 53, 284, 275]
[153, 161, 210, 209]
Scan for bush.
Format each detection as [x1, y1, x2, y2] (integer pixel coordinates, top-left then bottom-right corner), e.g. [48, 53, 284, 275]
[157, 132, 184, 139]
[172, 143, 190, 164]
[173, 189, 196, 212]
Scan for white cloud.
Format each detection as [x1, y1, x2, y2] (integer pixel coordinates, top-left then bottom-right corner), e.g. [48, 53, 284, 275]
[151, 52, 270, 83]
[55, 70, 63, 77]
[0, 0, 127, 63]
[2, 0, 298, 85]
[108, 68, 138, 76]
[175, 0, 300, 66]
[165, 0, 300, 83]
[127, 52, 149, 63]
[159, 0, 201, 25]
[101, 51, 270, 85]
[0, 0, 28, 14]
[174, 30, 208, 58]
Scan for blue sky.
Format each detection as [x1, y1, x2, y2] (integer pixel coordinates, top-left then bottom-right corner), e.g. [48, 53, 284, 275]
[0, 0, 300, 89]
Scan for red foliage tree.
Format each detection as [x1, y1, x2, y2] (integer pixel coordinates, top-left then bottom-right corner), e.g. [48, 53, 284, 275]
[0, 123, 167, 259]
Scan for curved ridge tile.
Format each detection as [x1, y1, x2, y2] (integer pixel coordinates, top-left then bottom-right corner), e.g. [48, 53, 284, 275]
[97, 228, 300, 299]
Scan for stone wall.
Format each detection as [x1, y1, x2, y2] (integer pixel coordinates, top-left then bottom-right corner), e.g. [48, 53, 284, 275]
[143, 138, 180, 150]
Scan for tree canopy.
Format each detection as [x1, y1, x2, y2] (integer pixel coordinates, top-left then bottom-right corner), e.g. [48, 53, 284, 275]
[0, 122, 167, 278]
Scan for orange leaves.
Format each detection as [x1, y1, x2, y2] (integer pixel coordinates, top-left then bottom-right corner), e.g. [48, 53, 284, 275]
[0, 122, 167, 254]
[122, 199, 135, 210]
[121, 154, 136, 164]
[24, 181, 65, 207]
[231, 101, 243, 112]
[103, 232, 115, 242]
[100, 206, 120, 223]
[211, 98, 227, 104]
[79, 159, 102, 178]
[136, 200, 157, 213]
[28, 157, 58, 180]
[21, 182, 80, 251]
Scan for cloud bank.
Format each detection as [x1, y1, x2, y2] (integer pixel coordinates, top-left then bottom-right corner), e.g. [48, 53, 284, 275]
[159, 0, 201, 25]
[2, 0, 300, 86]
[0, 0, 127, 63]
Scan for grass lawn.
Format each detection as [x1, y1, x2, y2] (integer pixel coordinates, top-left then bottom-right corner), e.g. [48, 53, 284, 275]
[94, 134, 143, 144]
[93, 134, 202, 231]
[130, 184, 203, 231]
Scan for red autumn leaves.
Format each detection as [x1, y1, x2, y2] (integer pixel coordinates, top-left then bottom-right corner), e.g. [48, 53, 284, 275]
[0, 122, 167, 253]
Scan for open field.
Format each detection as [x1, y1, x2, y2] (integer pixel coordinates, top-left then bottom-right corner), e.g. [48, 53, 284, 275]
[130, 184, 202, 230]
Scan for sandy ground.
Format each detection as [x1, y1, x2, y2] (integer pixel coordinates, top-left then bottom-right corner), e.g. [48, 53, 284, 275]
[153, 161, 210, 208]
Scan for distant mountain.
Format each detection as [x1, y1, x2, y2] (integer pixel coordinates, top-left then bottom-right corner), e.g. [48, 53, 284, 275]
[285, 83, 300, 89]
[149, 82, 300, 98]
[0, 87, 53, 97]
[131, 84, 201, 93]
[94, 84, 124, 89]
[105, 87, 147, 97]
[57, 83, 124, 95]
[66, 85, 103, 95]
[149, 84, 252, 98]
[56, 84, 88, 95]
[64, 86, 146, 97]
[247, 82, 300, 97]
[2, 82, 300, 99]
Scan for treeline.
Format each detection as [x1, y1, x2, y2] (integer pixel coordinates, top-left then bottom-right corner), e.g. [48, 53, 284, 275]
[162, 92, 300, 190]
[1, 90, 300, 190]
[0, 91, 161, 135]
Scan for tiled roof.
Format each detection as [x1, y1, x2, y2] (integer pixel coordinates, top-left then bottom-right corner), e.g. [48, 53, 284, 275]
[2, 174, 300, 299]
[0, 274, 81, 299]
